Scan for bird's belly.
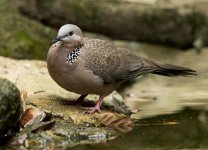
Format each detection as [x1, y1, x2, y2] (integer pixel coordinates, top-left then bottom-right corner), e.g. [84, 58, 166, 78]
[48, 61, 115, 95]
[60, 70, 103, 94]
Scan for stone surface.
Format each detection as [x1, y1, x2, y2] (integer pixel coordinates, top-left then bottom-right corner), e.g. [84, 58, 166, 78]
[0, 78, 22, 140]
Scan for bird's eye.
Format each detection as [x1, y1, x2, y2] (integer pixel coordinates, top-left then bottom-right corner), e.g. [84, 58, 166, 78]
[69, 31, 73, 36]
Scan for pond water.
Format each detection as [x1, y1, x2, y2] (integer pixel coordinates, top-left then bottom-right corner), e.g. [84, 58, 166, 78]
[72, 106, 208, 150]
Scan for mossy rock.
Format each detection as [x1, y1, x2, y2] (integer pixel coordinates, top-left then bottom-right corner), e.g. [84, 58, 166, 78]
[0, 0, 55, 59]
[0, 78, 22, 140]
[12, 0, 208, 48]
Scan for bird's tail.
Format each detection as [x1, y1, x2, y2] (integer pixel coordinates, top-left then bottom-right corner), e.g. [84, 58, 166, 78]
[151, 63, 197, 77]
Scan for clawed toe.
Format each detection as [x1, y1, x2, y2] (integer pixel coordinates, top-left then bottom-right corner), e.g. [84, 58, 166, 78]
[79, 107, 102, 114]
[77, 95, 104, 114]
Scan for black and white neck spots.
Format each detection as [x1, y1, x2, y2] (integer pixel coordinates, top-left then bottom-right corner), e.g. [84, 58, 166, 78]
[66, 44, 83, 64]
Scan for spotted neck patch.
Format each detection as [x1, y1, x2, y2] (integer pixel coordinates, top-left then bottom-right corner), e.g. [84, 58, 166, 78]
[66, 44, 83, 64]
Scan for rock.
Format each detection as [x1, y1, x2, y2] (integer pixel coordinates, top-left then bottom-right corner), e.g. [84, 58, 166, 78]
[0, 0, 55, 59]
[0, 78, 22, 140]
[11, 0, 208, 48]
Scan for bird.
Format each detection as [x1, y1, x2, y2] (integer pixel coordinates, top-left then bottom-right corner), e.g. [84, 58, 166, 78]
[47, 24, 197, 114]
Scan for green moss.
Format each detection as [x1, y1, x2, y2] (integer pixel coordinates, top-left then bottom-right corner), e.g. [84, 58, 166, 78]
[0, 78, 22, 139]
[62, 0, 101, 24]
[0, 0, 56, 60]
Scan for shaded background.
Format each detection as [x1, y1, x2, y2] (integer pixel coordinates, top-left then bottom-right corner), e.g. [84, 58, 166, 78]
[1, 0, 208, 59]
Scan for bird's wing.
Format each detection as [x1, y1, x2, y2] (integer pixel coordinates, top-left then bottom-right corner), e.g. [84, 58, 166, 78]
[83, 38, 156, 84]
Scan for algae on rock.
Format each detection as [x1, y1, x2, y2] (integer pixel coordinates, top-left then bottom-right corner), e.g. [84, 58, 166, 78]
[0, 0, 55, 60]
[0, 78, 22, 140]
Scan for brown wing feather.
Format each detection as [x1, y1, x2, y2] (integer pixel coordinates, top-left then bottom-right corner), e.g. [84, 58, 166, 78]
[83, 38, 148, 83]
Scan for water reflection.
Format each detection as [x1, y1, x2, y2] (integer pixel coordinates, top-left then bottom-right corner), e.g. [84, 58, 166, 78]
[72, 107, 208, 150]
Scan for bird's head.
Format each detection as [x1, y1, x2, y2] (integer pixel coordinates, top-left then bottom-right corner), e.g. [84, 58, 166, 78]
[52, 24, 83, 46]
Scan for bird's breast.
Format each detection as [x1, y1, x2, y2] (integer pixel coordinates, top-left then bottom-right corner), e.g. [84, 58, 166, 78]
[47, 48, 114, 95]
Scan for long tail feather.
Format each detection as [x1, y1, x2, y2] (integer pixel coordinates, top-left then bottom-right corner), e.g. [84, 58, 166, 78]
[152, 63, 197, 77]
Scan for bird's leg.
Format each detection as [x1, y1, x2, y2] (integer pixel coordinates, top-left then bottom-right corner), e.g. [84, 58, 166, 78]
[75, 94, 88, 105]
[83, 95, 105, 114]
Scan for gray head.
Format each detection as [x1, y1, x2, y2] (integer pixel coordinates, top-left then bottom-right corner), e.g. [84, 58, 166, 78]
[52, 24, 83, 45]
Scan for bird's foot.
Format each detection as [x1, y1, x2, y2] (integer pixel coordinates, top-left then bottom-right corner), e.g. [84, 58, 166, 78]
[81, 106, 102, 114]
[79, 95, 104, 114]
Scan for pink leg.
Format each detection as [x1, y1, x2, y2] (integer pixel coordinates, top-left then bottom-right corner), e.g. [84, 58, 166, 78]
[76, 94, 88, 104]
[83, 95, 105, 114]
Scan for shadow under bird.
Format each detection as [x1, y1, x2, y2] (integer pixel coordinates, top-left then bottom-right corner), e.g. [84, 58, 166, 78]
[47, 24, 197, 114]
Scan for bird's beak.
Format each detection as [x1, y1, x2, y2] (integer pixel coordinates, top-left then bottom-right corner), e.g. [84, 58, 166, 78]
[51, 36, 62, 44]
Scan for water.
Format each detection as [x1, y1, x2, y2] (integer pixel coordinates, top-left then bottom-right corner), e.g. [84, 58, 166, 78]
[72, 107, 208, 150]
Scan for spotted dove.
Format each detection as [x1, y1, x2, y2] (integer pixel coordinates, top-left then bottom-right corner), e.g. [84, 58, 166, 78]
[47, 24, 196, 113]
